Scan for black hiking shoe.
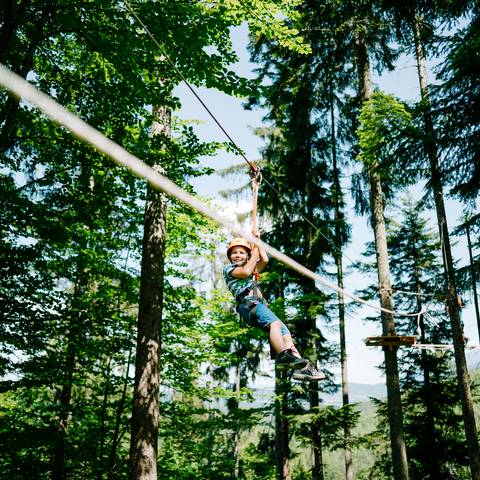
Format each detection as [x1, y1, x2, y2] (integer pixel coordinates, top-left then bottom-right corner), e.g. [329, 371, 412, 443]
[277, 349, 308, 371]
[292, 362, 326, 382]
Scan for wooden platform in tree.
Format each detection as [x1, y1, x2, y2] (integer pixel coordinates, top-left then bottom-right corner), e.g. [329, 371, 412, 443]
[365, 335, 417, 349]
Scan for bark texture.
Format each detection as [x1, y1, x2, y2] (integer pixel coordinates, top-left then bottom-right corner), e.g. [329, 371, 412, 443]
[275, 369, 291, 480]
[466, 224, 480, 341]
[331, 91, 353, 480]
[128, 106, 170, 480]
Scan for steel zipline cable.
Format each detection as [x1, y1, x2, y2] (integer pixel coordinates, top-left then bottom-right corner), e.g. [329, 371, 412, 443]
[123, 1, 452, 327]
[124, 0, 254, 169]
[124, 0, 448, 308]
[0, 63, 427, 318]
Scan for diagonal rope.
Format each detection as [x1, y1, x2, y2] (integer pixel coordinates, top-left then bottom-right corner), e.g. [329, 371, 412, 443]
[0, 63, 424, 318]
[123, 0, 426, 306]
[124, 0, 255, 169]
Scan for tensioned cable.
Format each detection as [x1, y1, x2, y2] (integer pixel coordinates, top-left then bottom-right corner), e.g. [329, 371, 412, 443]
[124, 0, 323, 242]
[412, 343, 479, 351]
[0, 63, 425, 318]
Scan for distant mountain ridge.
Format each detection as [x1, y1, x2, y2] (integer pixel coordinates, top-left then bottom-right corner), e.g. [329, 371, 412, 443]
[320, 382, 387, 406]
[241, 382, 387, 409]
[238, 352, 480, 410]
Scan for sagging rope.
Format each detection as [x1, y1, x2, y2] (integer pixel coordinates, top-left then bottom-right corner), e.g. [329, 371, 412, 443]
[0, 63, 423, 319]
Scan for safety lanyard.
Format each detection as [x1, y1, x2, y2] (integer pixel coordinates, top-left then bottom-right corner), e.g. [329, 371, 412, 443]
[249, 162, 262, 293]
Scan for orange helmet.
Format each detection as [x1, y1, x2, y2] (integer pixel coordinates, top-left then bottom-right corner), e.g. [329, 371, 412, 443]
[227, 237, 251, 258]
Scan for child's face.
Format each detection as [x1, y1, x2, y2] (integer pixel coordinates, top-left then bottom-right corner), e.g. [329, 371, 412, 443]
[229, 246, 249, 266]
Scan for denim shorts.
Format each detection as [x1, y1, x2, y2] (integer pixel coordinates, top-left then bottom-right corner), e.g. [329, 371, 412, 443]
[238, 296, 290, 336]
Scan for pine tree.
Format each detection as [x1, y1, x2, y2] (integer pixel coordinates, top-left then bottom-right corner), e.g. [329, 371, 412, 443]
[355, 77, 409, 480]
[454, 214, 480, 342]
[360, 198, 469, 479]
[384, 2, 480, 473]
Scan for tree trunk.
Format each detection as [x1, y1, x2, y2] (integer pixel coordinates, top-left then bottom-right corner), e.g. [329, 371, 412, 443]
[355, 30, 409, 480]
[0, 0, 29, 61]
[51, 335, 75, 480]
[51, 267, 87, 480]
[51, 167, 94, 480]
[108, 349, 133, 480]
[412, 243, 440, 478]
[233, 360, 241, 478]
[97, 356, 113, 480]
[466, 223, 480, 341]
[330, 87, 353, 480]
[0, 31, 41, 153]
[275, 368, 291, 480]
[0, 3, 52, 154]
[273, 275, 291, 480]
[304, 283, 324, 480]
[412, 14, 480, 479]
[302, 122, 325, 479]
[310, 383, 324, 480]
[128, 106, 169, 480]
[368, 170, 409, 480]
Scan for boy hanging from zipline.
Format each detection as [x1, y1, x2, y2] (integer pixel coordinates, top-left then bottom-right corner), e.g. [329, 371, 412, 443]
[223, 235, 325, 381]
[223, 163, 324, 381]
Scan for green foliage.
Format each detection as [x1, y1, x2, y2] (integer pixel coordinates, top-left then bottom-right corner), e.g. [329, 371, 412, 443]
[241, 432, 276, 479]
[435, 11, 480, 202]
[356, 91, 419, 186]
[295, 403, 361, 450]
[212, 0, 311, 55]
[0, 0, 252, 477]
[356, 198, 471, 479]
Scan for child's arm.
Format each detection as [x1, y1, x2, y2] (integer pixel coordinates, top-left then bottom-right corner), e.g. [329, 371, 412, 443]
[253, 229, 268, 273]
[231, 248, 260, 278]
[256, 245, 268, 273]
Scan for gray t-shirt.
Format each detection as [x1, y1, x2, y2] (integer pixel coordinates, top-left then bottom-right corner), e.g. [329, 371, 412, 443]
[223, 263, 255, 300]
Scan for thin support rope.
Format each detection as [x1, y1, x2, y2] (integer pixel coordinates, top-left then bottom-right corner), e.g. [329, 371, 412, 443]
[250, 167, 261, 284]
[0, 63, 421, 319]
[122, 0, 449, 312]
[392, 288, 435, 297]
[124, 0, 254, 170]
[412, 343, 479, 351]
